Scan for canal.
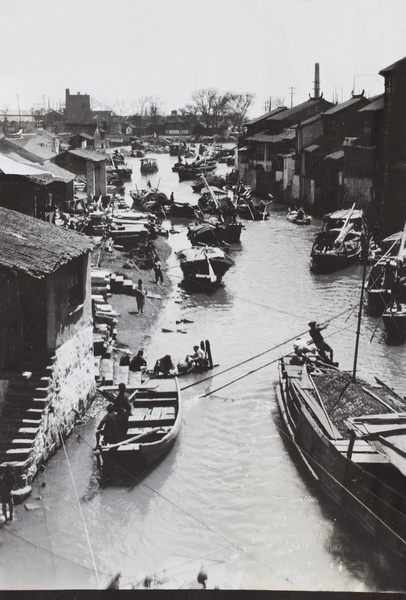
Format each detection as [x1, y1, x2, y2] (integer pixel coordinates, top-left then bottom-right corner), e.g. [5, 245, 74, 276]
[1, 148, 406, 591]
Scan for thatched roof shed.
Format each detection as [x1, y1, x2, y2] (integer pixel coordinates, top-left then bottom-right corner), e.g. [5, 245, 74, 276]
[0, 207, 93, 279]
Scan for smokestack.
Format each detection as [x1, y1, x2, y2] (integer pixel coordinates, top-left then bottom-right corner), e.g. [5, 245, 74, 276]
[314, 63, 320, 98]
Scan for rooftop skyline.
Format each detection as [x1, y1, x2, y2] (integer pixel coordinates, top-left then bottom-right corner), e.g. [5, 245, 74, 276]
[0, 0, 404, 120]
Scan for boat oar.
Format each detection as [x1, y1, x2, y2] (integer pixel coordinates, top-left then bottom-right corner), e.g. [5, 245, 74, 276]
[97, 426, 165, 451]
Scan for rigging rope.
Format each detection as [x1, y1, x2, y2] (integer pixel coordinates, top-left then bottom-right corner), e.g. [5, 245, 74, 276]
[181, 305, 358, 392]
[60, 433, 101, 588]
[79, 435, 296, 588]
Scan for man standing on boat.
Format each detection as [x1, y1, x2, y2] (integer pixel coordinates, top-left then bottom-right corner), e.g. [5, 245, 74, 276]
[113, 383, 132, 439]
[308, 321, 334, 364]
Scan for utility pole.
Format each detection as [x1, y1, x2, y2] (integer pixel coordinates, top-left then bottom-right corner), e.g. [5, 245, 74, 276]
[16, 94, 21, 124]
[289, 87, 295, 108]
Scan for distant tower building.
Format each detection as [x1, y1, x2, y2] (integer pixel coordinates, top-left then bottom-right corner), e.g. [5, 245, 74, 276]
[65, 88, 91, 123]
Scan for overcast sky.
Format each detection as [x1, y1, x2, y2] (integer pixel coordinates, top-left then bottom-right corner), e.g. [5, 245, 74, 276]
[1, 0, 405, 118]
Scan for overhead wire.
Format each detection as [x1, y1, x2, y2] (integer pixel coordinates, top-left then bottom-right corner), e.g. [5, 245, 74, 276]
[78, 434, 297, 588]
[60, 433, 101, 588]
[181, 303, 359, 392]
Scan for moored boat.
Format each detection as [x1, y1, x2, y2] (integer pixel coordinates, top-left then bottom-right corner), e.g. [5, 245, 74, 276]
[277, 351, 406, 560]
[311, 207, 368, 272]
[287, 207, 312, 225]
[187, 221, 243, 246]
[382, 304, 406, 341]
[170, 201, 199, 218]
[95, 378, 181, 471]
[140, 157, 158, 173]
[177, 246, 233, 287]
[367, 225, 406, 316]
[178, 163, 216, 182]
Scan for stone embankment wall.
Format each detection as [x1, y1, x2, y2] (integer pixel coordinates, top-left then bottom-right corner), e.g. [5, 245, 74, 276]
[25, 324, 95, 486]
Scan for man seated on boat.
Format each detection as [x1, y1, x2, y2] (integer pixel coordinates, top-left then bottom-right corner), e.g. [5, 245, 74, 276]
[308, 321, 334, 364]
[153, 354, 175, 377]
[130, 349, 147, 372]
[95, 404, 119, 447]
[187, 345, 206, 369]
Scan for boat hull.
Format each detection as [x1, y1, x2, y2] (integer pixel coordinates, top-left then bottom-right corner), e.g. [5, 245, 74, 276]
[277, 357, 406, 560]
[311, 246, 361, 272]
[96, 378, 181, 472]
[187, 223, 242, 245]
[368, 288, 390, 316]
[383, 307, 406, 341]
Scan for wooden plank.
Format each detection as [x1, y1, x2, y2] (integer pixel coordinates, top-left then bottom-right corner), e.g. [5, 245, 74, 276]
[291, 379, 342, 439]
[130, 408, 151, 421]
[333, 439, 378, 453]
[351, 453, 389, 464]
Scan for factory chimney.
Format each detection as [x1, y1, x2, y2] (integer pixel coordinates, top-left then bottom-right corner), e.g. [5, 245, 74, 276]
[313, 63, 320, 99]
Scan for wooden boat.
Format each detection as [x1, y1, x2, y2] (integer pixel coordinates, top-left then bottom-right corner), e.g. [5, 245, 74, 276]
[177, 246, 233, 287]
[311, 207, 368, 272]
[287, 208, 312, 225]
[382, 304, 406, 341]
[367, 226, 406, 316]
[191, 175, 243, 244]
[277, 352, 406, 560]
[170, 201, 199, 218]
[178, 164, 216, 182]
[236, 200, 269, 221]
[95, 378, 181, 470]
[191, 175, 226, 193]
[115, 164, 133, 180]
[187, 221, 242, 246]
[109, 222, 150, 245]
[176, 340, 216, 375]
[140, 158, 158, 173]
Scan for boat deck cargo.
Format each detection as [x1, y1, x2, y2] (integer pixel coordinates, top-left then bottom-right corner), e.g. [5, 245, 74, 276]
[277, 354, 406, 560]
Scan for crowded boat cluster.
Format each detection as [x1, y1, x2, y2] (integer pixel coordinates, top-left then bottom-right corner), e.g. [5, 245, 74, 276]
[1, 100, 406, 590]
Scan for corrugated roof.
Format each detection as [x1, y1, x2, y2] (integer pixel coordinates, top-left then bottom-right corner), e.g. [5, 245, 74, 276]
[246, 129, 296, 143]
[0, 153, 49, 176]
[324, 96, 370, 115]
[379, 56, 406, 75]
[359, 95, 384, 112]
[267, 98, 327, 121]
[68, 148, 108, 162]
[247, 107, 287, 125]
[42, 161, 75, 181]
[0, 151, 73, 183]
[304, 144, 320, 153]
[298, 113, 323, 127]
[325, 150, 344, 160]
[0, 207, 93, 278]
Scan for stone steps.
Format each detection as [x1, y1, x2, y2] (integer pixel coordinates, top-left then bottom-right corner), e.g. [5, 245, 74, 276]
[0, 353, 53, 472]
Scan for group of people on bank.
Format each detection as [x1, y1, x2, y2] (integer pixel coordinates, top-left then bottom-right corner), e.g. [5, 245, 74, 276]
[96, 344, 208, 446]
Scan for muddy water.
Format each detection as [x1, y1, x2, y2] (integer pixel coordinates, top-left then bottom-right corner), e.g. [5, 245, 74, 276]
[1, 149, 406, 591]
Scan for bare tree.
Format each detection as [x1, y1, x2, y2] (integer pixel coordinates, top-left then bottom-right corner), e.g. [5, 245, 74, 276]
[133, 96, 151, 117]
[226, 93, 255, 133]
[113, 100, 128, 117]
[146, 96, 163, 118]
[273, 97, 286, 108]
[186, 88, 233, 133]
